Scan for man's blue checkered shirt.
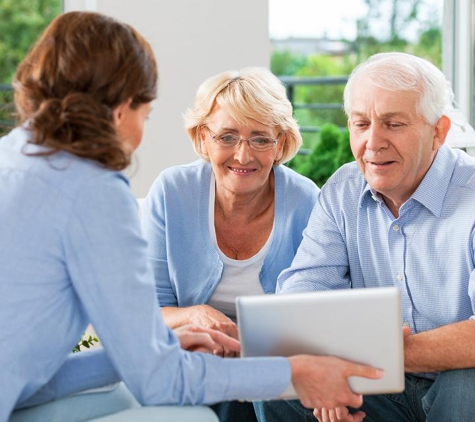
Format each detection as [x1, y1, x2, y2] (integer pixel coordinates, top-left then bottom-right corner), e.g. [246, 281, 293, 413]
[278, 144, 475, 337]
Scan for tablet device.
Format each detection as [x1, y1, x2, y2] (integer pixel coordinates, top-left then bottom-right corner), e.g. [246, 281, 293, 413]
[236, 287, 404, 398]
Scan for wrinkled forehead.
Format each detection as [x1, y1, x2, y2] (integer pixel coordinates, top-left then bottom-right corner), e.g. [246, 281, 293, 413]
[349, 77, 421, 118]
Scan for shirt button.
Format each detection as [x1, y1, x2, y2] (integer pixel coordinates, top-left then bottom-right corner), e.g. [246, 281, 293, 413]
[396, 273, 404, 281]
[393, 224, 400, 232]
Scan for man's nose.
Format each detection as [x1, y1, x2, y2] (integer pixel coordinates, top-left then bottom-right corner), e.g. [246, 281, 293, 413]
[365, 124, 387, 151]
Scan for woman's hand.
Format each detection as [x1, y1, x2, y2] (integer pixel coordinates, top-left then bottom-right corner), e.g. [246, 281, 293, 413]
[163, 305, 239, 357]
[174, 324, 240, 355]
[288, 355, 383, 410]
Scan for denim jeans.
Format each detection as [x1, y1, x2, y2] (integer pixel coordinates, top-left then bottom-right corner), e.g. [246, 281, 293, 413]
[254, 398, 315, 422]
[361, 369, 475, 422]
[210, 400, 259, 422]
[255, 369, 475, 422]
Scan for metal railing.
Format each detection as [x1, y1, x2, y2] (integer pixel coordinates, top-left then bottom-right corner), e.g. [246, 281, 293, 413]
[277, 75, 349, 155]
[279, 75, 348, 134]
[0, 76, 350, 138]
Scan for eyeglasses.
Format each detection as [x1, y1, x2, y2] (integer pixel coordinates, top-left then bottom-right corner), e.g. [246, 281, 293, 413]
[205, 127, 279, 152]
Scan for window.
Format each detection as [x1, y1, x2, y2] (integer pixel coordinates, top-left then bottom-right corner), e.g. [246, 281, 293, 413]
[268, 0, 475, 185]
[443, 0, 475, 154]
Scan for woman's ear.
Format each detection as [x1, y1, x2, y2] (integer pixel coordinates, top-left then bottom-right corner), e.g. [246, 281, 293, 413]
[112, 98, 133, 127]
[199, 126, 208, 155]
[275, 132, 286, 163]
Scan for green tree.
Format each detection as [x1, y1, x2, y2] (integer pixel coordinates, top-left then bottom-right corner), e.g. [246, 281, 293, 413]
[274, 54, 355, 151]
[413, 27, 442, 68]
[271, 50, 308, 77]
[0, 0, 61, 83]
[293, 55, 354, 130]
[359, 0, 426, 43]
[354, 0, 442, 66]
[0, 0, 61, 134]
[291, 124, 353, 187]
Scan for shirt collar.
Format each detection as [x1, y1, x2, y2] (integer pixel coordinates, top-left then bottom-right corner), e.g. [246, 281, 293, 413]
[359, 183, 383, 209]
[411, 144, 456, 217]
[358, 144, 457, 217]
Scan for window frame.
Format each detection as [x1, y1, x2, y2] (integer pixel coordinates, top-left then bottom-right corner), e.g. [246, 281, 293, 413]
[443, 0, 475, 155]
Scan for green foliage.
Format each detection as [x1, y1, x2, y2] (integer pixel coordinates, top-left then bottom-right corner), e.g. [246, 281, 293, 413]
[0, 0, 61, 83]
[293, 55, 355, 130]
[0, 0, 61, 135]
[360, 0, 432, 43]
[335, 129, 354, 166]
[73, 334, 100, 353]
[0, 88, 15, 135]
[271, 50, 308, 76]
[289, 123, 354, 187]
[413, 27, 442, 68]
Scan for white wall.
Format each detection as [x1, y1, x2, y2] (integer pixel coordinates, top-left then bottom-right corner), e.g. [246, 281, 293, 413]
[64, 0, 270, 197]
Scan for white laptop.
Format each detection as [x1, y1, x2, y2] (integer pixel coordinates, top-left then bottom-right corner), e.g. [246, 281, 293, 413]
[236, 287, 404, 398]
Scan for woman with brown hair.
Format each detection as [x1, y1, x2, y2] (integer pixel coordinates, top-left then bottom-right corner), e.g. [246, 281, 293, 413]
[1, 10, 382, 422]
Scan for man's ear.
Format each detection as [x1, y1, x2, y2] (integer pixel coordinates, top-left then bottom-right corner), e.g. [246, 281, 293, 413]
[112, 98, 133, 127]
[433, 115, 451, 151]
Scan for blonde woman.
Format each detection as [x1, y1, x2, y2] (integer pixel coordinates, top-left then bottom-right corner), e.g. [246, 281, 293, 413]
[142, 68, 319, 422]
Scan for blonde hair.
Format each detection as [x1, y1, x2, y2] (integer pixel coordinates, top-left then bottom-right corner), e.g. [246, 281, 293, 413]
[184, 67, 301, 165]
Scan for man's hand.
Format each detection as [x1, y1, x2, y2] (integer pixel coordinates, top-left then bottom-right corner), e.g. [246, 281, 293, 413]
[314, 406, 366, 422]
[174, 324, 240, 355]
[402, 324, 412, 339]
[288, 355, 383, 410]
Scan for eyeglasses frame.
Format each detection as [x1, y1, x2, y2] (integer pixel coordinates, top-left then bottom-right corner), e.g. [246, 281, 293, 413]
[204, 126, 279, 152]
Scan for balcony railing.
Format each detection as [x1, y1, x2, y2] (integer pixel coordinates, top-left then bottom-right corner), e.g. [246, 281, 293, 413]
[279, 75, 348, 134]
[278, 75, 349, 155]
[3, 76, 472, 156]
[0, 77, 349, 139]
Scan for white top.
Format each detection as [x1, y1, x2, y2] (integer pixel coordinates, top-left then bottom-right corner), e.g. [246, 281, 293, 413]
[207, 174, 271, 319]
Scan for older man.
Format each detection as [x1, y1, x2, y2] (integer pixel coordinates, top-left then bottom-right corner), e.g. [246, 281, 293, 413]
[256, 52, 475, 422]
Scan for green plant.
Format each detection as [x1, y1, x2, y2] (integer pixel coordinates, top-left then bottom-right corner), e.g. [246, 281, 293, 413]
[290, 123, 354, 187]
[0, 0, 62, 83]
[73, 334, 100, 353]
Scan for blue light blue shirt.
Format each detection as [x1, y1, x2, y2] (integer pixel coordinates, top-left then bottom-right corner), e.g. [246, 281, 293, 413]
[0, 126, 290, 421]
[141, 160, 319, 307]
[278, 145, 475, 336]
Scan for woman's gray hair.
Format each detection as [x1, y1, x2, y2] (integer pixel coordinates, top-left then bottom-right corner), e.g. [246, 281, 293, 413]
[343, 52, 454, 125]
[184, 67, 302, 165]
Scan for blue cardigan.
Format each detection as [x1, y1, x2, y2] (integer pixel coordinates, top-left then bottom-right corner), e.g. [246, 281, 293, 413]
[142, 160, 319, 307]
